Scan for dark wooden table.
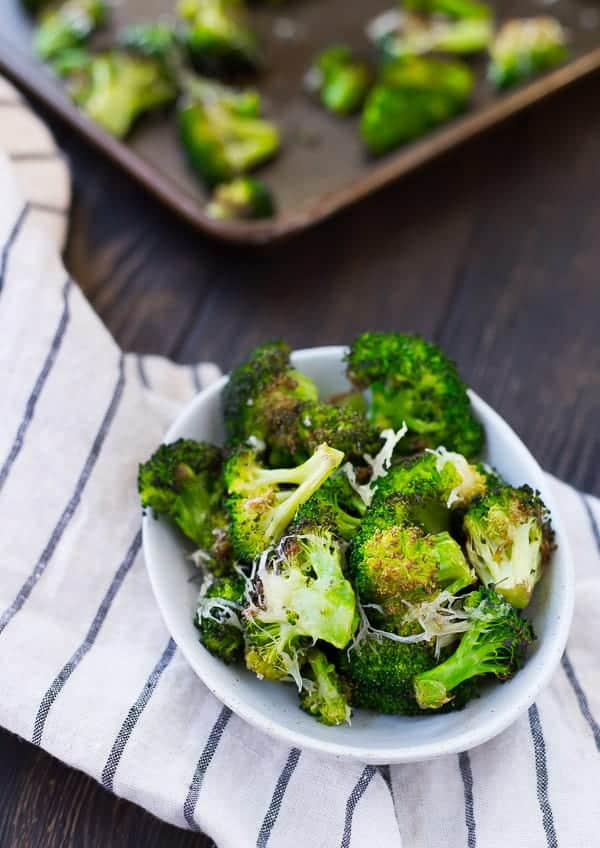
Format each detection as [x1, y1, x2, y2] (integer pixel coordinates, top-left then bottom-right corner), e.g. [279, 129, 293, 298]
[1, 72, 599, 848]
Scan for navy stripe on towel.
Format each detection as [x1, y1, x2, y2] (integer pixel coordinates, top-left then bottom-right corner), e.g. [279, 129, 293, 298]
[340, 765, 377, 848]
[0, 204, 28, 294]
[561, 653, 600, 751]
[582, 495, 600, 555]
[0, 277, 72, 493]
[0, 356, 125, 636]
[528, 703, 558, 848]
[8, 151, 60, 162]
[32, 530, 142, 746]
[459, 751, 477, 848]
[136, 354, 150, 388]
[183, 706, 233, 831]
[101, 637, 177, 792]
[191, 365, 202, 393]
[256, 748, 301, 848]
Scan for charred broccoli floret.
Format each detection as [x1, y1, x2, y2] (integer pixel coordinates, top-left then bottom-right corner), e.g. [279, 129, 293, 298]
[346, 332, 483, 457]
[195, 573, 246, 663]
[138, 439, 232, 572]
[299, 648, 351, 725]
[34, 0, 107, 60]
[413, 587, 535, 709]
[403, 0, 492, 21]
[340, 634, 436, 714]
[177, 0, 261, 73]
[206, 176, 274, 220]
[178, 78, 280, 187]
[223, 340, 318, 453]
[463, 484, 554, 608]
[59, 49, 177, 138]
[375, 448, 487, 509]
[243, 531, 357, 683]
[488, 18, 567, 88]
[381, 16, 493, 60]
[307, 45, 372, 115]
[291, 470, 367, 541]
[350, 499, 475, 630]
[225, 444, 343, 560]
[360, 57, 473, 155]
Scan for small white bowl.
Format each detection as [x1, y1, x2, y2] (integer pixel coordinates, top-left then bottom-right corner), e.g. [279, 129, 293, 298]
[142, 346, 574, 763]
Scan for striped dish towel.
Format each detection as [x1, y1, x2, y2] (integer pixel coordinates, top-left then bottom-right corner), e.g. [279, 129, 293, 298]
[1, 75, 600, 848]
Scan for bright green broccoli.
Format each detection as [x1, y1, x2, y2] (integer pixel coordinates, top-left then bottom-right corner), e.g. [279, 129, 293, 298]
[243, 531, 357, 684]
[206, 177, 275, 220]
[488, 18, 567, 88]
[34, 0, 107, 60]
[381, 16, 493, 60]
[59, 50, 177, 138]
[307, 45, 372, 115]
[463, 484, 554, 608]
[177, 0, 261, 73]
[374, 448, 487, 509]
[178, 78, 280, 187]
[291, 470, 367, 541]
[299, 648, 351, 725]
[360, 57, 474, 154]
[118, 21, 177, 59]
[340, 633, 437, 714]
[222, 341, 318, 454]
[138, 439, 232, 573]
[225, 443, 344, 560]
[403, 0, 492, 21]
[195, 573, 246, 663]
[413, 587, 535, 709]
[346, 332, 484, 457]
[349, 499, 475, 630]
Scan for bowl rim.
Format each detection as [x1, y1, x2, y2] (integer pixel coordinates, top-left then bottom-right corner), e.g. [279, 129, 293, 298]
[142, 345, 575, 763]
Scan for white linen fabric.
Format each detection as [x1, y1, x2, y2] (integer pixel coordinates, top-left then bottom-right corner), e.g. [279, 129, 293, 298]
[1, 75, 599, 848]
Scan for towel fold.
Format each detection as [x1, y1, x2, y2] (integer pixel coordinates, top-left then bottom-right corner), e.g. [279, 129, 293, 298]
[1, 75, 599, 848]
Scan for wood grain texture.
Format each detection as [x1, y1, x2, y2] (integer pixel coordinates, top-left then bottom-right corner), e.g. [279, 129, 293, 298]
[1, 71, 599, 848]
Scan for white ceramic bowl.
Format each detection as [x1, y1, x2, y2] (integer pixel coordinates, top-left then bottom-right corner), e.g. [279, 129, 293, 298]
[143, 346, 574, 763]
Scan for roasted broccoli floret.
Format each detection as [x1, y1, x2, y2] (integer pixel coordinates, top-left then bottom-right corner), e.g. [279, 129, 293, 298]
[360, 57, 473, 154]
[206, 177, 275, 220]
[291, 470, 367, 541]
[195, 573, 246, 663]
[139, 439, 232, 572]
[346, 332, 483, 457]
[350, 499, 475, 630]
[413, 587, 535, 709]
[118, 21, 177, 59]
[59, 50, 177, 138]
[463, 484, 554, 608]
[178, 78, 280, 187]
[243, 531, 357, 683]
[403, 0, 492, 21]
[307, 45, 372, 115]
[381, 16, 493, 60]
[225, 444, 343, 560]
[340, 633, 436, 714]
[299, 648, 351, 725]
[177, 0, 261, 73]
[34, 0, 107, 60]
[223, 340, 318, 452]
[488, 18, 567, 88]
[375, 448, 487, 509]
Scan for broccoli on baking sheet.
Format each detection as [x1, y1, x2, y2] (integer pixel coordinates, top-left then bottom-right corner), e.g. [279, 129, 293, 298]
[177, 0, 262, 74]
[380, 16, 493, 60]
[306, 45, 372, 115]
[34, 0, 107, 60]
[206, 176, 275, 220]
[403, 0, 492, 21]
[178, 78, 280, 188]
[488, 18, 567, 88]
